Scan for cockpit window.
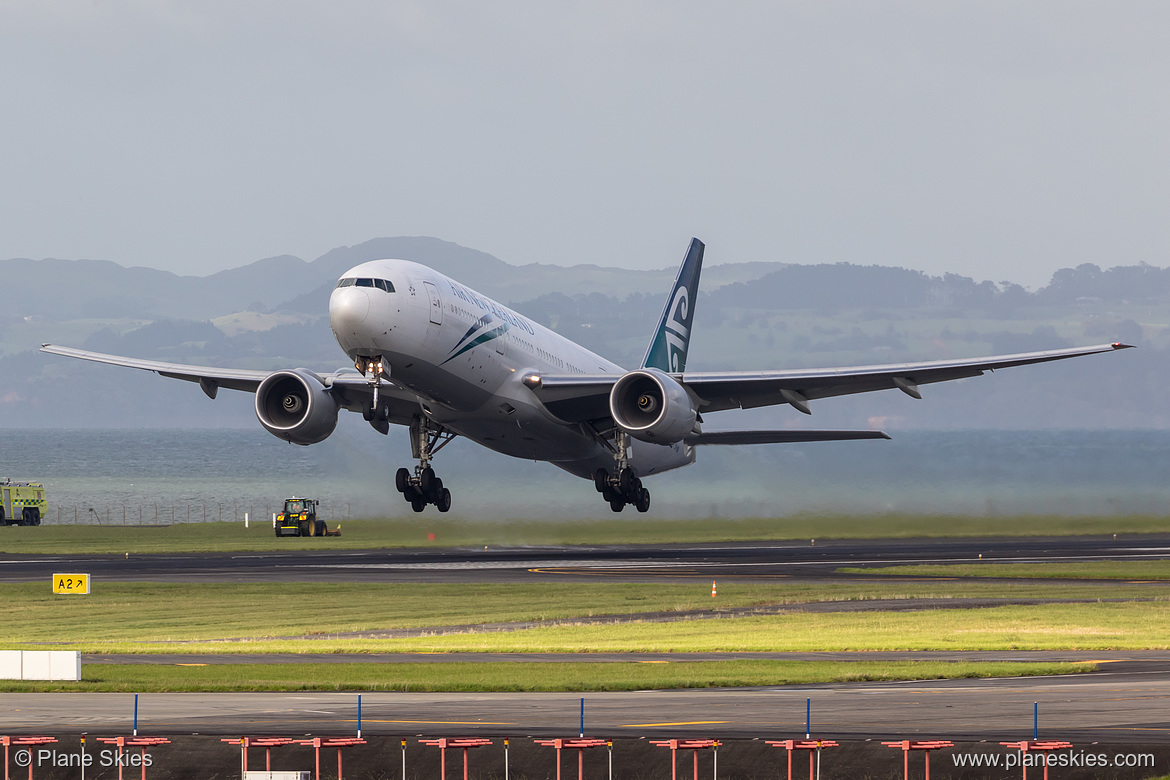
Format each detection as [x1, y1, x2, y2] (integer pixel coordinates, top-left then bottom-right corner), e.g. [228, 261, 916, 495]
[335, 277, 394, 292]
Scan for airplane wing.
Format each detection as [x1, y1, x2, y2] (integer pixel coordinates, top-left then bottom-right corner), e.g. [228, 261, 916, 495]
[533, 342, 1134, 422]
[41, 344, 272, 394]
[38, 344, 423, 423]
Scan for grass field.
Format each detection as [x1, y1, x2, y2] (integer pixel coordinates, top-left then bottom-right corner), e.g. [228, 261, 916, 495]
[0, 660, 1092, 693]
[341, 601, 1170, 654]
[3, 580, 1164, 642]
[5, 581, 1169, 654]
[838, 561, 1170, 579]
[3, 513, 1169, 554]
[4, 536, 1167, 691]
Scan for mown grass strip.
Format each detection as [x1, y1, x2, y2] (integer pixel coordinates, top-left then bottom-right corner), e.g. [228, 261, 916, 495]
[344, 601, 1169, 654]
[4, 581, 1166, 647]
[3, 514, 1168, 554]
[14, 602, 1170, 655]
[0, 660, 1092, 693]
[837, 561, 1170, 580]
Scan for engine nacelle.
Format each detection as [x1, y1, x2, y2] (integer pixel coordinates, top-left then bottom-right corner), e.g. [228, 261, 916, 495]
[609, 368, 698, 444]
[255, 369, 339, 445]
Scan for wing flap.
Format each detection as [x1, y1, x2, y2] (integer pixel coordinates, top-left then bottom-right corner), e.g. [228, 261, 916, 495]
[685, 429, 890, 445]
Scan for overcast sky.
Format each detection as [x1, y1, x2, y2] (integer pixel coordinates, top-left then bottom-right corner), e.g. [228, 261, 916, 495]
[1, 1, 1167, 288]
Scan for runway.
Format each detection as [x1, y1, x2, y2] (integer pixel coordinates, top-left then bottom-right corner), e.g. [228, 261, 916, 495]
[5, 668, 1170, 741]
[2, 533, 1168, 583]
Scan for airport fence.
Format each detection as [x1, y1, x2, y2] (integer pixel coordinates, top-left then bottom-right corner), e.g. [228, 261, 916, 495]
[38, 503, 352, 526]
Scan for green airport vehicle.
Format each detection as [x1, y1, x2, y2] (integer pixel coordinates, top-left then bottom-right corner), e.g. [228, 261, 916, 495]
[274, 497, 328, 537]
[1, 480, 46, 526]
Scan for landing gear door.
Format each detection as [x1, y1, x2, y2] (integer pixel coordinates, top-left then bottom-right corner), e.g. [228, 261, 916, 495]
[423, 281, 443, 325]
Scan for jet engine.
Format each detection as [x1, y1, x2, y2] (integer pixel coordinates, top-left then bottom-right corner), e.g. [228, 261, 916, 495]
[609, 368, 698, 444]
[255, 369, 339, 445]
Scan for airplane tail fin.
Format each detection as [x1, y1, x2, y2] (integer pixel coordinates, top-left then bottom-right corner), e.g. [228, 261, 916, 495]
[641, 238, 704, 373]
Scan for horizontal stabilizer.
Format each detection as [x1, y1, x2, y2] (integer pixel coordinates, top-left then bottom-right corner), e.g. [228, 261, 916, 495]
[684, 429, 891, 445]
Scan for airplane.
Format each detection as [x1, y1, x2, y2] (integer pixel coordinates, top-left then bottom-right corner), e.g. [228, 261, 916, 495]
[41, 238, 1133, 513]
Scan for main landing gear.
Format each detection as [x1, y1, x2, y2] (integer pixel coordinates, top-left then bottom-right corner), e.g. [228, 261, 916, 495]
[593, 432, 651, 513]
[594, 467, 651, 513]
[395, 415, 456, 513]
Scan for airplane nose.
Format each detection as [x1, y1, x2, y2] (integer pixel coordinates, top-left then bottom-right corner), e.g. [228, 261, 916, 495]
[329, 287, 370, 334]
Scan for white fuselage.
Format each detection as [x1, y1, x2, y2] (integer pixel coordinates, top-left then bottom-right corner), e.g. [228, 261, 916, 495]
[328, 259, 695, 480]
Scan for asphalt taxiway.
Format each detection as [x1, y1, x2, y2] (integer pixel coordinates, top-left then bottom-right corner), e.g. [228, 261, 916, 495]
[2, 533, 1168, 583]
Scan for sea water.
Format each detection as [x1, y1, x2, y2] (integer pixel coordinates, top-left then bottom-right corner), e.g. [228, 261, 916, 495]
[1, 424, 1167, 522]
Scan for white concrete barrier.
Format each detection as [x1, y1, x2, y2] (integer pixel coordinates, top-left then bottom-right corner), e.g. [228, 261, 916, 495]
[0, 650, 81, 680]
[0, 650, 21, 679]
[49, 650, 81, 680]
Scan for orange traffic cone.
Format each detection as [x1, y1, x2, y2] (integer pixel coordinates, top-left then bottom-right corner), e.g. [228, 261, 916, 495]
[711, 581, 717, 598]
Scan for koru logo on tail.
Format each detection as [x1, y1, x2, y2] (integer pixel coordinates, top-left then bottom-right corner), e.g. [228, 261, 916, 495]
[663, 287, 690, 372]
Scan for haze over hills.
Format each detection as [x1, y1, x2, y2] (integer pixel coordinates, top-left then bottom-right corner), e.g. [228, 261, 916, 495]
[0, 237, 789, 324]
[0, 236, 1163, 430]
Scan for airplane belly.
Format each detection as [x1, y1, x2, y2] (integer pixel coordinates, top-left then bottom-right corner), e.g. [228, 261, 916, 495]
[381, 350, 495, 411]
[553, 440, 696, 480]
[443, 403, 601, 462]
[628, 439, 696, 476]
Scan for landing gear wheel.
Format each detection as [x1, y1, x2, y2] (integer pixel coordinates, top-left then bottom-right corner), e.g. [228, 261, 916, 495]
[635, 488, 651, 513]
[410, 498, 426, 513]
[619, 467, 635, 496]
[429, 477, 444, 502]
[593, 469, 609, 493]
[420, 467, 436, 494]
[437, 488, 452, 513]
[395, 468, 411, 493]
[609, 498, 625, 513]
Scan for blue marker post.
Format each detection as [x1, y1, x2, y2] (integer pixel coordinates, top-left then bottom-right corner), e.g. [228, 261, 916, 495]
[358, 694, 362, 738]
[579, 698, 585, 738]
[806, 697, 810, 739]
[1034, 702, 1038, 740]
[133, 693, 139, 736]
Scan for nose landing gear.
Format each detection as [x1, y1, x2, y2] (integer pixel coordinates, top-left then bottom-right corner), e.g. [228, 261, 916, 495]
[357, 356, 392, 434]
[395, 415, 456, 512]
